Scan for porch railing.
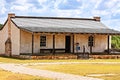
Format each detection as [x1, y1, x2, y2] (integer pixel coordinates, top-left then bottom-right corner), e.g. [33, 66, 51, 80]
[85, 45, 90, 54]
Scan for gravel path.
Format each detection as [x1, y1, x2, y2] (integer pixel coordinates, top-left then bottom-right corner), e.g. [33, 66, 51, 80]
[22, 62, 120, 66]
[0, 63, 103, 80]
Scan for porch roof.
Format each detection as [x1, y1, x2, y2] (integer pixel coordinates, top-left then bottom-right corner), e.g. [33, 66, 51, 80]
[11, 16, 120, 35]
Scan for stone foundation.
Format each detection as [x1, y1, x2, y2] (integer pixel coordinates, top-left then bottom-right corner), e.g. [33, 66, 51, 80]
[5, 38, 11, 56]
[90, 55, 120, 59]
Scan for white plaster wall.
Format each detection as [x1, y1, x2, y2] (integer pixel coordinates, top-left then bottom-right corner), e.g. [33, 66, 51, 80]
[74, 34, 108, 53]
[20, 31, 40, 53]
[34, 33, 40, 53]
[93, 35, 108, 52]
[20, 30, 32, 53]
[55, 34, 65, 48]
[11, 22, 20, 55]
[40, 34, 65, 49]
[39, 34, 53, 49]
[0, 22, 8, 54]
[74, 34, 88, 53]
[20, 32, 109, 54]
[46, 34, 53, 48]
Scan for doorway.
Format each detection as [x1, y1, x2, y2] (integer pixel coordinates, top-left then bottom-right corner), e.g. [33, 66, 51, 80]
[65, 36, 71, 53]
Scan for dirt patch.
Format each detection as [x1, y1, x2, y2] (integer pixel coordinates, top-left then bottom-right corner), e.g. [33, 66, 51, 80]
[88, 73, 117, 77]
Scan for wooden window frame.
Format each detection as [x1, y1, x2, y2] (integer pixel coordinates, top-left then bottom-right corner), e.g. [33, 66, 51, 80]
[40, 36, 46, 47]
[88, 35, 95, 47]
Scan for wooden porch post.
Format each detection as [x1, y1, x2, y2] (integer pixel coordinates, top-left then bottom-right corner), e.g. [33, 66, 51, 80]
[90, 46, 92, 54]
[32, 32, 34, 55]
[53, 34, 55, 55]
[89, 35, 93, 54]
[72, 34, 74, 53]
[107, 35, 110, 54]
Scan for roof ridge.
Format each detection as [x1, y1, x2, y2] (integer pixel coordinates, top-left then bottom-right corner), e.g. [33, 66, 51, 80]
[13, 16, 95, 21]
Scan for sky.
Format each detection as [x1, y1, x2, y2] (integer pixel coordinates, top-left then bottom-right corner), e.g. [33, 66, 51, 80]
[0, 0, 120, 30]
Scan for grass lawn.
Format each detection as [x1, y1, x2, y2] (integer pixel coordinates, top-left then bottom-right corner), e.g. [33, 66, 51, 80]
[28, 63, 120, 80]
[1, 57, 120, 80]
[0, 57, 120, 63]
[0, 68, 51, 80]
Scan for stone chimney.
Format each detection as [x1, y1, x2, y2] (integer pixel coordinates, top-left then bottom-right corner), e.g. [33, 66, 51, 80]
[6, 13, 15, 57]
[93, 16, 100, 21]
[8, 13, 15, 38]
[8, 13, 15, 19]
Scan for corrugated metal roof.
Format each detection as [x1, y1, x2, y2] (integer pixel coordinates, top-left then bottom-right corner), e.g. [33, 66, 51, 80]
[11, 16, 120, 34]
[19, 27, 120, 34]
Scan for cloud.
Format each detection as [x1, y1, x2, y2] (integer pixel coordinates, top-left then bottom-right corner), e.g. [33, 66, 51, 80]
[0, 0, 7, 14]
[11, 5, 29, 11]
[10, 0, 34, 11]
[0, 0, 120, 31]
[57, 0, 82, 10]
[53, 9, 82, 17]
[38, 0, 47, 3]
[103, 19, 120, 31]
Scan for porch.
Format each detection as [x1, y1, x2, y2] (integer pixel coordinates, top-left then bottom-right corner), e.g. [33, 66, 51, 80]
[31, 33, 111, 54]
[20, 29, 112, 56]
[17, 52, 120, 59]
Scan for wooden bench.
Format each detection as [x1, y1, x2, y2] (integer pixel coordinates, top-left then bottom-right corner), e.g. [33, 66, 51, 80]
[40, 48, 65, 53]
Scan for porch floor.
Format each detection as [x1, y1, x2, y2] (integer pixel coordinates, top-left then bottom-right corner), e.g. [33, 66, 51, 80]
[31, 53, 77, 59]
[18, 53, 120, 59]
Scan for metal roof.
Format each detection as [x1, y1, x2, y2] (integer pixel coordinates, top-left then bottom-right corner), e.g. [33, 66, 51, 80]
[11, 16, 120, 34]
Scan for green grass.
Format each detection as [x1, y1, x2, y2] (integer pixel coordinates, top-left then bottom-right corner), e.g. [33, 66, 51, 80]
[28, 63, 120, 80]
[0, 68, 51, 80]
[0, 57, 120, 63]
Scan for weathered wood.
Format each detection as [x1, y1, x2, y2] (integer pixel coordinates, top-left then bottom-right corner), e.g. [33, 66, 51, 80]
[83, 45, 85, 54]
[108, 35, 110, 54]
[72, 34, 74, 53]
[32, 32, 34, 54]
[40, 48, 65, 53]
[90, 46, 92, 54]
[53, 35, 55, 55]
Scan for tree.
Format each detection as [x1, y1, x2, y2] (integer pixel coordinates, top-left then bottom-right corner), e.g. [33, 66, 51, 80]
[0, 24, 3, 29]
[111, 36, 120, 49]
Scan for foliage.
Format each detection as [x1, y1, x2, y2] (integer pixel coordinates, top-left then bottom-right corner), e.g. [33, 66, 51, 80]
[0, 24, 3, 29]
[111, 36, 120, 49]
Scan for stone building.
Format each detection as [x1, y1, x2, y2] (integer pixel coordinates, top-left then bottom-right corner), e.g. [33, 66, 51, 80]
[0, 13, 120, 56]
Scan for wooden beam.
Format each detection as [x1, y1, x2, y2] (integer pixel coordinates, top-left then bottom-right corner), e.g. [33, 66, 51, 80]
[72, 34, 74, 53]
[53, 35, 55, 55]
[32, 32, 34, 54]
[90, 46, 92, 54]
[108, 35, 110, 54]
[83, 45, 85, 54]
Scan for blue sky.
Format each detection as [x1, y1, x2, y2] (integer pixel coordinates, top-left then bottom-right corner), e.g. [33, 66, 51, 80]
[0, 0, 120, 30]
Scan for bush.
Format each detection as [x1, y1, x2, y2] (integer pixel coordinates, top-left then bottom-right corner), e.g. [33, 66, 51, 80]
[0, 24, 3, 29]
[111, 36, 120, 49]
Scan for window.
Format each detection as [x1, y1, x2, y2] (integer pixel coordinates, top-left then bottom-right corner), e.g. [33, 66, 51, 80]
[40, 36, 46, 47]
[88, 35, 94, 46]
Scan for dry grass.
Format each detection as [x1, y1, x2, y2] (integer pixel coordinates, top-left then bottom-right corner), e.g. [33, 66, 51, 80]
[28, 63, 120, 80]
[0, 57, 120, 80]
[0, 68, 51, 80]
[0, 56, 120, 63]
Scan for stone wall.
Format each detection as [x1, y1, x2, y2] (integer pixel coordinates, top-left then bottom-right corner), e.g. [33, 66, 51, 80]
[11, 22, 20, 55]
[0, 22, 8, 54]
